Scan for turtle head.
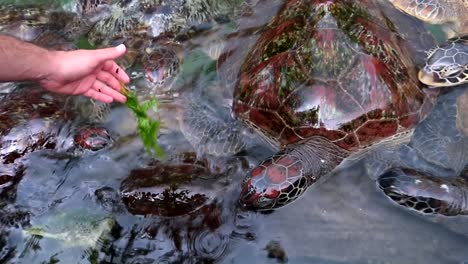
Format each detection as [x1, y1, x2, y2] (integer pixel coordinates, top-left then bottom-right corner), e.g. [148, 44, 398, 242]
[239, 154, 308, 211]
[419, 38, 468, 87]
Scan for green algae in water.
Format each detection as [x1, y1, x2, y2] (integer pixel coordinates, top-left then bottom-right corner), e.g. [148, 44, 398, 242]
[74, 36, 96, 50]
[121, 83, 165, 158]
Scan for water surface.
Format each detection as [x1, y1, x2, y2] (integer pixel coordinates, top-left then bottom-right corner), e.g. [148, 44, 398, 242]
[0, 1, 467, 263]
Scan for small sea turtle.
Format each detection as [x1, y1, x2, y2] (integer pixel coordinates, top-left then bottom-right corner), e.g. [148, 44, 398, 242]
[86, 1, 147, 46]
[141, 37, 185, 92]
[0, 85, 113, 167]
[0, 86, 114, 222]
[86, 0, 252, 45]
[373, 38, 468, 216]
[387, 0, 468, 37]
[133, 36, 258, 158]
[120, 152, 218, 217]
[228, 0, 437, 210]
[0, 4, 54, 42]
[24, 209, 116, 249]
[117, 152, 231, 263]
[0, 1, 111, 46]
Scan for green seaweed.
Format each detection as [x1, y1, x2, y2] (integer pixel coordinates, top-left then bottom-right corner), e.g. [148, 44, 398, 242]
[121, 83, 165, 158]
[74, 36, 96, 50]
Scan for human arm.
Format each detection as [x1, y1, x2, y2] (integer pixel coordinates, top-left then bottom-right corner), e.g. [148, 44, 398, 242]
[0, 34, 129, 103]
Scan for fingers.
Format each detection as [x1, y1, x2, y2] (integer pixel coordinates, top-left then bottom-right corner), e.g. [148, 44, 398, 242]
[79, 44, 130, 83]
[92, 44, 127, 64]
[84, 88, 114, 104]
[96, 71, 121, 92]
[90, 80, 127, 103]
[46, 44, 131, 104]
[100, 60, 130, 83]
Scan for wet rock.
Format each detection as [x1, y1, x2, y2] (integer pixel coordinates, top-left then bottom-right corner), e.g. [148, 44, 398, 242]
[264, 240, 288, 263]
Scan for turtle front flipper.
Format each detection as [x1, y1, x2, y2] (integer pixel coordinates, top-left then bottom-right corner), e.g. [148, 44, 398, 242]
[180, 101, 248, 157]
[376, 84, 468, 215]
[239, 136, 349, 210]
[378, 167, 468, 215]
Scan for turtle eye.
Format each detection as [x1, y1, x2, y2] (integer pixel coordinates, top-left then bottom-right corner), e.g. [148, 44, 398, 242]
[430, 65, 444, 72]
[254, 196, 273, 209]
[440, 64, 463, 78]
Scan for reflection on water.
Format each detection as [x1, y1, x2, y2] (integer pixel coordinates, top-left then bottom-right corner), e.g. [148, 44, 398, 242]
[0, 0, 467, 263]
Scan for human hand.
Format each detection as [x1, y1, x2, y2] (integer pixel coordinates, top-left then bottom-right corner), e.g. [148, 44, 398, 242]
[40, 44, 130, 103]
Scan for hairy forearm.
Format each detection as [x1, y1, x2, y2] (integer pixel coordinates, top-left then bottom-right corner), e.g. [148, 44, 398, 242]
[0, 34, 57, 82]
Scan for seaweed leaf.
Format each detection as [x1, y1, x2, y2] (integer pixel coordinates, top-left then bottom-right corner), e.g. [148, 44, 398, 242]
[121, 83, 164, 158]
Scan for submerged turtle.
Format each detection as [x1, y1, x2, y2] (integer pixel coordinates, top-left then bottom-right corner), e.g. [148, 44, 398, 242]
[0, 86, 113, 226]
[24, 209, 117, 249]
[374, 37, 468, 215]
[224, 0, 439, 210]
[0, 85, 113, 168]
[387, 0, 468, 37]
[120, 152, 219, 217]
[0, 4, 55, 42]
[85, 0, 232, 46]
[0, 1, 111, 47]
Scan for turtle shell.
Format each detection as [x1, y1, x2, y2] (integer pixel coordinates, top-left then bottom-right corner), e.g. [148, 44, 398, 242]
[232, 0, 436, 151]
[120, 153, 219, 217]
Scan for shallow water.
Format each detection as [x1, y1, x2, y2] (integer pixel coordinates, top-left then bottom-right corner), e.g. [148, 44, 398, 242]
[0, 1, 468, 263]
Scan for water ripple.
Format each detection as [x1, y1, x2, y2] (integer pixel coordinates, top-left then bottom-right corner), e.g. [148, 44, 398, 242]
[191, 229, 229, 261]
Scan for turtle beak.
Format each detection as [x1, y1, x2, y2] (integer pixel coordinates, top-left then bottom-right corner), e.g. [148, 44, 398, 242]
[238, 183, 265, 210]
[418, 68, 444, 87]
[239, 188, 257, 207]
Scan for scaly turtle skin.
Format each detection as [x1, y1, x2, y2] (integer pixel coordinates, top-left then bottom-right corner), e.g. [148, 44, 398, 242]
[388, 0, 468, 37]
[375, 39, 468, 216]
[234, 0, 436, 210]
[418, 36, 468, 87]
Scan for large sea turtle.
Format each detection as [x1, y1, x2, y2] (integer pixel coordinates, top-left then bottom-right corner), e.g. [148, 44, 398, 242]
[387, 0, 468, 37]
[126, 0, 447, 214]
[221, 0, 440, 211]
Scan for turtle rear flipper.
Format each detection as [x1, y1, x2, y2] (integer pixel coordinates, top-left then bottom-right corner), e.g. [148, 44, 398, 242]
[408, 87, 468, 175]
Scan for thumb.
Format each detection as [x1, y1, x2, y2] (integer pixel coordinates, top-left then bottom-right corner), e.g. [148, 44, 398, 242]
[89, 44, 127, 64]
